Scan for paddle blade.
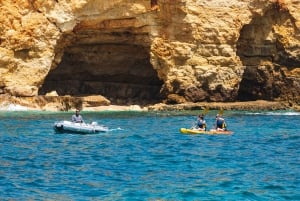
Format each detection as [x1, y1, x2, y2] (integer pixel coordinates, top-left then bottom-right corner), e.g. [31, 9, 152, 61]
[202, 107, 209, 115]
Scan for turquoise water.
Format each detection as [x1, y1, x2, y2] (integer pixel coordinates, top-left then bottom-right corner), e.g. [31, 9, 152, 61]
[0, 110, 299, 200]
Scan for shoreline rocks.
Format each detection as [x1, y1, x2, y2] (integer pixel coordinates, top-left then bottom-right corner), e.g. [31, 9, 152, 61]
[148, 100, 295, 111]
[0, 95, 298, 112]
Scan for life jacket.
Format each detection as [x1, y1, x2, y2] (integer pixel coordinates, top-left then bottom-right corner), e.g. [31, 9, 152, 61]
[216, 118, 226, 129]
[197, 120, 206, 129]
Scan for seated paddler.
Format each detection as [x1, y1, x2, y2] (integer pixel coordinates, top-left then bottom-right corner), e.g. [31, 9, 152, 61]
[72, 109, 83, 123]
[196, 115, 206, 131]
[215, 114, 227, 131]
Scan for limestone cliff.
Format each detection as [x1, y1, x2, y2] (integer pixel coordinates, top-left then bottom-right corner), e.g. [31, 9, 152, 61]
[0, 0, 299, 109]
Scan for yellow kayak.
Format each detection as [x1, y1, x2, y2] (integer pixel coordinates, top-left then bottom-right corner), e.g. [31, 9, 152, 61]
[180, 128, 233, 135]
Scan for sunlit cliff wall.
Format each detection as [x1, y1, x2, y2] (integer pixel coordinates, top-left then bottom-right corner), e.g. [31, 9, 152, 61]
[0, 0, 299, 105]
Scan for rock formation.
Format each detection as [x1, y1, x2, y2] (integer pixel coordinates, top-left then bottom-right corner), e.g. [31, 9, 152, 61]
[0, 0, 299, 110]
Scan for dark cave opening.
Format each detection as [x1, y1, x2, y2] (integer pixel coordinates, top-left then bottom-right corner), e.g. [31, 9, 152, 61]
[236, 6, 294, 101]
[39, 41, 163, 105]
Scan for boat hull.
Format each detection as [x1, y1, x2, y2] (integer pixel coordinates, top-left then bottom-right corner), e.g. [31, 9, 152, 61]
[54, 121, 108, 134]
[180, 128, 233, 135]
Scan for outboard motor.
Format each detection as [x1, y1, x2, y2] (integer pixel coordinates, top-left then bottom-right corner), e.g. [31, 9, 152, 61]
[91, 122, 98, 126]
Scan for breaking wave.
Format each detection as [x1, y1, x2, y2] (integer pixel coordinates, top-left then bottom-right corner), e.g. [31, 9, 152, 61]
[245, 111, 300, 116]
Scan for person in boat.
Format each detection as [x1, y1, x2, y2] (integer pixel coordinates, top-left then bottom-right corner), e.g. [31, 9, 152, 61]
[215, 114, 227, 131]
[72, 109, 83, 123]
[196, 114, 206, 131]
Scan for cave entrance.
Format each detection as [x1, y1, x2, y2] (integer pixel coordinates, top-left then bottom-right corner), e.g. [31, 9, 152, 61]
[236, 5, 293, 101]
[39, 32, 163, 105]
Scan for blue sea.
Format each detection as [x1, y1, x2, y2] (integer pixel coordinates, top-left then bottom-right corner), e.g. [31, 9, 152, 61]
[0, 110, 299, 201]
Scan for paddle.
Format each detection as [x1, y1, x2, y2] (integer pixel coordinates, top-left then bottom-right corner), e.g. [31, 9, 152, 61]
[218, 108, 224, 116]
[202, 106, 210, 116]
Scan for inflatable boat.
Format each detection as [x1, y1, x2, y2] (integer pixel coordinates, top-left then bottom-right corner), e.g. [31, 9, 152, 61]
[54, 121, 109, 134]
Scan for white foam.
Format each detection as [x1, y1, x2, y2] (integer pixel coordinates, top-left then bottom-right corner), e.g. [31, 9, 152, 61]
[0, 104, 29, 111]
[246, 111, 300, 116]
[108, 127, 124, 132]
[266, 112, 300, 116]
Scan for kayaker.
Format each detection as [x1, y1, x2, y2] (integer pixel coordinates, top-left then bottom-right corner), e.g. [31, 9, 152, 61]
[72, 109, 83, 123]
[196, 115, 206, 131]
[215, 114, 227, 131]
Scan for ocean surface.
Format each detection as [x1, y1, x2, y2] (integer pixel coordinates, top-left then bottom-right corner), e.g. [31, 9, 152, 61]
[0, 110, 299, 201]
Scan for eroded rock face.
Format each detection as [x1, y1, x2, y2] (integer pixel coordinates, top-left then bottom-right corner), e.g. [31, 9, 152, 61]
[237, 2, 300, 101]
[0, 0, 60, 96]
[0, 0, 299, 107]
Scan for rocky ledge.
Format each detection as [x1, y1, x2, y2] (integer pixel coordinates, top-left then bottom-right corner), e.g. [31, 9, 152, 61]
[148, 100, 297, 111]
[0, 95, 298, 112]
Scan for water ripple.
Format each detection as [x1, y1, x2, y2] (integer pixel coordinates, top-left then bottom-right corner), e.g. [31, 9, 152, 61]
[0, 111, 299, 200]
